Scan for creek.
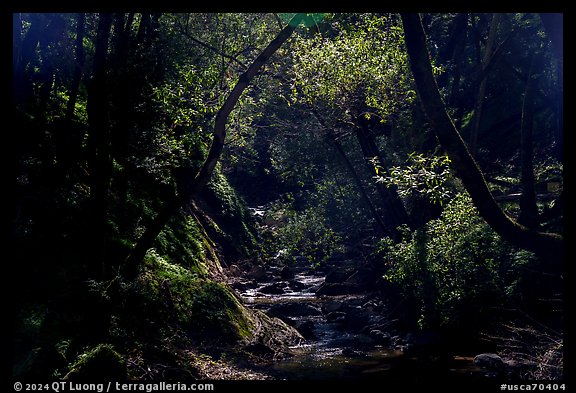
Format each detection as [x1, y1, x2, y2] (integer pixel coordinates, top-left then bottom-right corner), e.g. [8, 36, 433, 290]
[232, 265, 495, 382]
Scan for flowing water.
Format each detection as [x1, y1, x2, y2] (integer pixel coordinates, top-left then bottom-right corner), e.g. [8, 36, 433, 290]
[236, 268, 492, 381]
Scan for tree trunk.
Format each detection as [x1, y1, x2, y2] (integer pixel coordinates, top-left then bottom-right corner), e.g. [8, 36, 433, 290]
[86, 13, 113, 277]
[518, 55, 540, 229]
[66, 13, 86, 121]
[400, 13, 562, 271]
[469, 13, 502, 157]
[122, 13, 306, 278]
[539, 13, 563, 161]
[330, 135, 387, 234]
[14, 14, 52, 109]
[445, 14, 468, 130]
[355, 120, 410, 234]
[308, 106, 387, 234]
[437, 13, 468, 90]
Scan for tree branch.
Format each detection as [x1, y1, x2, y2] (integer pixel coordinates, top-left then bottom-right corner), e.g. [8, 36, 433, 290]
[181, 31, 248, 70]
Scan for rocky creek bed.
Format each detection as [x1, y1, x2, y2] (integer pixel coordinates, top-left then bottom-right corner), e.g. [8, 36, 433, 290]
[225, 260, 518, 381]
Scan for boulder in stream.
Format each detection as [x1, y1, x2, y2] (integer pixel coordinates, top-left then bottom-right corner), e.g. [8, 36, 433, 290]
[280, 265, 295, 280]
[259, 282, 286, 295]
[267, 302, 322, 317]
[295, 320, 316, 340]
[474, 353, 506, 372]
[315, 282, 361, 296]
[244, 310, 304, 358]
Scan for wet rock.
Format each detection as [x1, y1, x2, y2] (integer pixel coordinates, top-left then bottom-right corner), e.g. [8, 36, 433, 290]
[246, 265, 267, 280]
[231, 280, 258, 291]
[259, 282, 286, 294]
[280, 266, 295, 279]
[246, 310, 304, 357]
[287, 280, 308, 291]
[326, 311, 347, 322]
[227, 264, 243, 277]
[315, 282, 360, 296]
[264, 308, 296, 326]
[369, 330, 391, 345]
[325, 268, 353, 284]
[338, 305, 371, 331]
[322, 300, 343, 313]
[474, 353, 506, 371]
[267, 303, 322, 317]
[296, 320, 316, 339]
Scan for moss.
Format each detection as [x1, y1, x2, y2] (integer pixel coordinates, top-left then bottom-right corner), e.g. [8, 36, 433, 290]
[203, 168, 258, 259]
[65, 344, 126, 380]
[154, 213, 212, 276]
[121, 253, 252, 344]
[186, 281, 254, 343]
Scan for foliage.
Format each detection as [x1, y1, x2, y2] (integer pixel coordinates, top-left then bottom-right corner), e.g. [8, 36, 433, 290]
[373, 152, 453, 205]
[260, 196, 343, 267]
[379, 193, 510, 328]
[291, 14, 415, 124]
[147, 62, 221, 179]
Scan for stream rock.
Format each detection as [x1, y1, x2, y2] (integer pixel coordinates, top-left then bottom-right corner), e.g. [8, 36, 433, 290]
[246, 265, 267, 280]
[267, 303, 322, 317]
[326, 311, 347, 322]
[474, 353, 506, 371]
[295, 320, 316, 339]
[245, 310, 304, 358]
[324, 268, 353, 283]
[368, 329, 392, 345]
[280, 266, 295, 280]
[315, 282, 361, 296]
[259, 282, 286, 295]
[287, 280, 308, 291]
[230, 279, 258, 291]
[322, 300, 343, 313]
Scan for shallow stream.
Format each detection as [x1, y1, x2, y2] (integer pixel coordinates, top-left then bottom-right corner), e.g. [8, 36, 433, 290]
[237, 268, 492, 381]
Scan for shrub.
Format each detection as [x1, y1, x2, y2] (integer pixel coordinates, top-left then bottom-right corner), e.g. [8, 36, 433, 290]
[378, 193, 509, 329]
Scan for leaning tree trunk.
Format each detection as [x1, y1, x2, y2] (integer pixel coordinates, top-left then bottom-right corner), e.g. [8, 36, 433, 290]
[122, 13, 306, 278]
[355, 120, 410, 234]
[330, 134, 387, 234]
[400, 13, 562, 272]
[309, 106, 387, 234]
